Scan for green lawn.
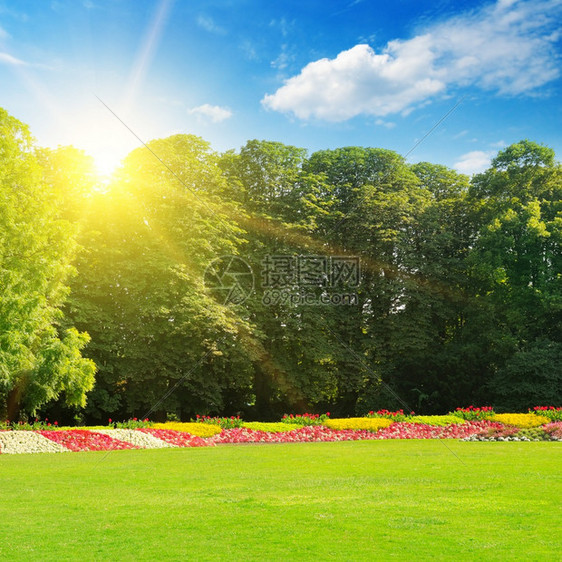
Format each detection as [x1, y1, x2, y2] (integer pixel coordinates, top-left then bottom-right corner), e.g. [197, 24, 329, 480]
[1, 441, 560, 561]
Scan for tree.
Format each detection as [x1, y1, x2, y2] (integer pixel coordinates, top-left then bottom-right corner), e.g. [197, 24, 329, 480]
[63, 135, 255, 422]
[468, 140, 562, 408]
[0, 109, 95, 420]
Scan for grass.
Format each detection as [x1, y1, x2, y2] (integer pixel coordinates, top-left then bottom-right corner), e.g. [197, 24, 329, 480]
[0, 441, 560, 561]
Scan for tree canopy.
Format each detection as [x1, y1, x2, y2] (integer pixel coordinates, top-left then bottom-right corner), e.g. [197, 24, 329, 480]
[1, 106, 560, 421]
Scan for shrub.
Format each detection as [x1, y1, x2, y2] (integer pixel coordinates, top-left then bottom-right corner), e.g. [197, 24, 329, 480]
[113, 418, 152, 429]
[450, 406, 494, 421]
[477, 426, 522, 440]
[194, 415, 242, 429]
[516, 428, 550, 441]
[542, 422, 562, 440]
[366, 409, 412, 422]
[409, 415, 466, 426]
[490, 413, 549, 428]
[242, 422, 296, 433]
[324, 418, 393, 432]
[152, 422, 222, 437]
[529, 406, 562, 422]
[0, 419, 61, 431]
[281, 413, 330, 426]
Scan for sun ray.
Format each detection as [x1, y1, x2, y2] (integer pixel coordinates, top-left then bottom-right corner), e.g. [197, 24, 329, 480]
[121, 0, 173, 116]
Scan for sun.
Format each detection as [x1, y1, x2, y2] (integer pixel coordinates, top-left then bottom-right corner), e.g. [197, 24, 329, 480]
[92, 150, 123, 180]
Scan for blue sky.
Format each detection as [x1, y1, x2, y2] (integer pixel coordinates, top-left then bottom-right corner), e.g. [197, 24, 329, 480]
[0, 0, 561, 176]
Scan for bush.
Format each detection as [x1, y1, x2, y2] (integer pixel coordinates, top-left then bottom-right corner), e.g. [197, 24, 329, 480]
[281, 413, 330, 426]
[515, 428, 550, 441]
[450, 406, 494, 421]
[113, 418, 152, 429]
[366, 409, 412, 422]
[543, 422, 562, 440]
[324, 418, 393, 432]
[409, 415, 466, 426]
[490, 413, 549, 428]
[529, 406, 562, 422]
[194, 415, 242, 429]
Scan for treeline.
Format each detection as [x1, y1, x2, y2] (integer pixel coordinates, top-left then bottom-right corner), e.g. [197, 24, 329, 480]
[0, 107, 560, 423]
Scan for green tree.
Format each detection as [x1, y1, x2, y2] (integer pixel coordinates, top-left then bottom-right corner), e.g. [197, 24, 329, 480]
[468, 141, 561, 407]
[0, 109, 95, 420]
[63, 135, 254, 422]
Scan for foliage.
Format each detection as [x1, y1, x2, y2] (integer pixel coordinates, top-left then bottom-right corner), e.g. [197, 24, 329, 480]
[113, 418, 152, 429]
[195, 415, 243, 429]
[281, 413, 330, 426]
[0, 419, 60, 431]
[529, 406, 562, 422]
[366, 409, 413, 422]
[3, 106, 561, 420]
[487, 341, 562, 410]
[62, 134, 255, 423]
[408, 415, 466, 426]
[241, 422, 296, 433]
[450, 406, 495, 421]
[0, 111, 95, 420]
[543, 422, 562, 439]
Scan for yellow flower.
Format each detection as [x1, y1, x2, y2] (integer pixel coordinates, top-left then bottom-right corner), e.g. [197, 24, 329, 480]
[242, 422, 296, 433]
[324, 418, 393, 431]
[490, 413, 549, 428]
[151, 422, 222, 437]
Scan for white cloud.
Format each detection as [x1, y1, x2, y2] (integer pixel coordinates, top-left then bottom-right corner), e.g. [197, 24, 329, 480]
[262, 0, 562, 121]
[0, 52, 26, 66]
[490, 139, 507, 148]
[375, 118, 396, 129]
[197, 15, 226, 35]
[271, 44, 294, 71]
[189, 104, 232, 123]
[240, 39, 259, 61]
[453, 150, 495, 175]
[0, 26, 9, 40]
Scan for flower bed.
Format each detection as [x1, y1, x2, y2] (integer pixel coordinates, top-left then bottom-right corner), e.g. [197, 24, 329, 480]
[151, 422, 222, 437]
[324, 418, 393, 431]
[209, 426, 383, 444]
[466, 421, 562, 442]
[1, 407, 560, 455]
[96, 429, 174, 449]
[370, 420, 504, 440]
[138, 428, 209, 447]
[0, 431, 69, 454]
[38, 430, 138, 452]
[489, 413, 549, 428]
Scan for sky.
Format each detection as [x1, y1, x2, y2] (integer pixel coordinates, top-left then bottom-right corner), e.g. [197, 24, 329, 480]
[0, 0, 561, 177]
